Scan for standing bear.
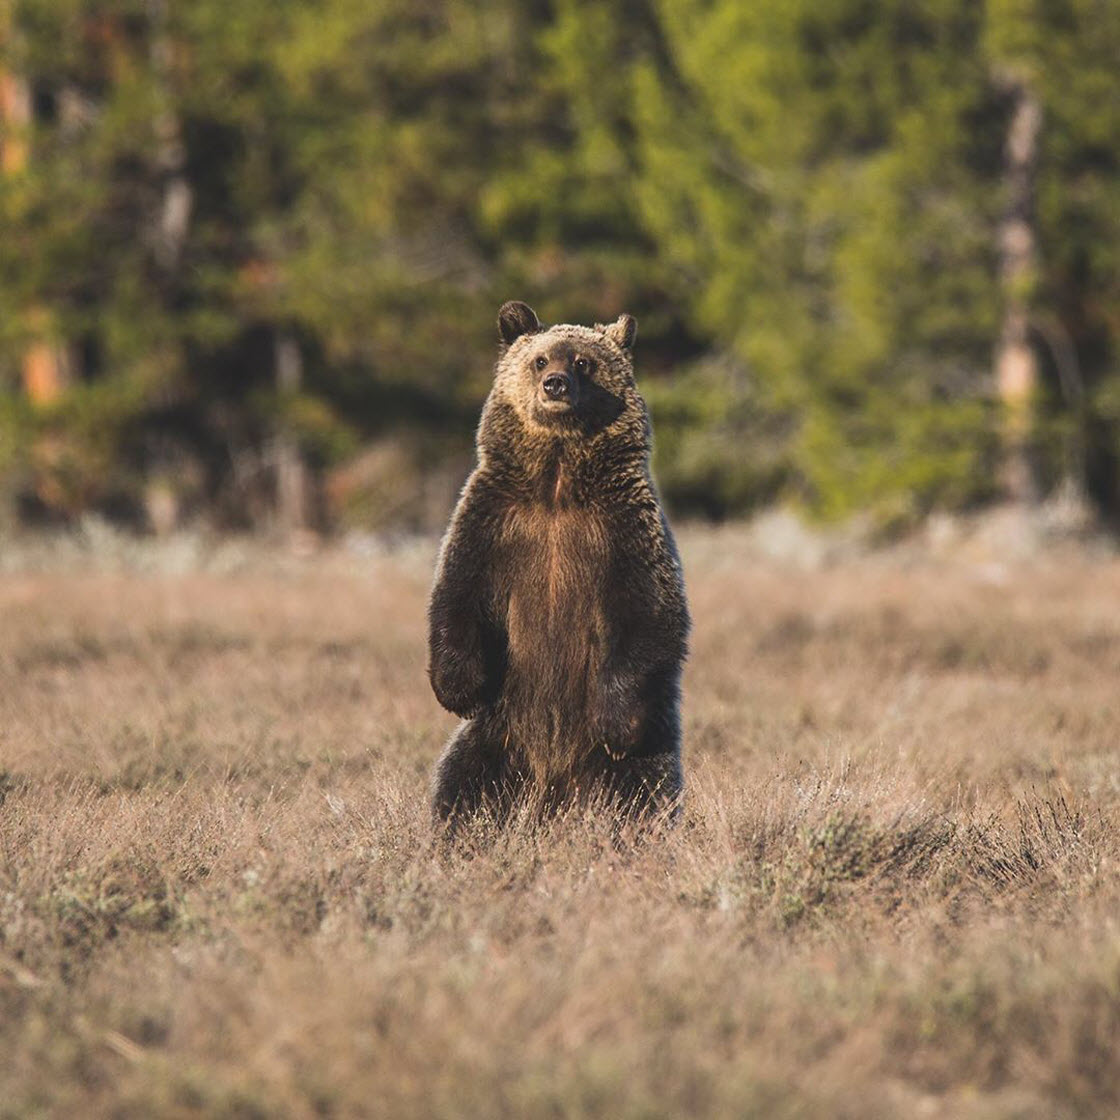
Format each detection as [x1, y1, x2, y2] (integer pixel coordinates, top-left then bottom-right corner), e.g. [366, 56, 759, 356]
[427, 301, 689, 826]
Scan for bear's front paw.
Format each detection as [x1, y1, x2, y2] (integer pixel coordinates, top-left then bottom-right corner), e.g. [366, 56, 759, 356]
[429, 652, 495, 718]
[595, 679, 644, 754]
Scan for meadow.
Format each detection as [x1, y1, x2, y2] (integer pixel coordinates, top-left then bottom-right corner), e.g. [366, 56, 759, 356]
[1, 528, 1118, 1118]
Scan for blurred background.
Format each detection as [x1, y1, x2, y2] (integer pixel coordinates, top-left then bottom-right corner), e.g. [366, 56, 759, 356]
[0, 0, 1116, 540]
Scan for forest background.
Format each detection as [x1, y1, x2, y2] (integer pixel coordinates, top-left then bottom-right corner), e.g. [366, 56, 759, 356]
[1, 0, 1117, 537]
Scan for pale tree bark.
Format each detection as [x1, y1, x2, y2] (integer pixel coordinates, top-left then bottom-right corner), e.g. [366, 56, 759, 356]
[139, 0, 193, 532]
[274, 331, 310, 536]
[994, 78, 1042, 505]
[148, 0, 191, 273]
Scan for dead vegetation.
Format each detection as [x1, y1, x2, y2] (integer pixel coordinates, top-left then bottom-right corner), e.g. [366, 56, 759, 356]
[1, 535, 1118, 1118]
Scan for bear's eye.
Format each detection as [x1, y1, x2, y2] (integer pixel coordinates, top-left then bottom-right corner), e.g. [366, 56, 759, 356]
[534, 355, 548, 371]
[573, 357, 589, 376]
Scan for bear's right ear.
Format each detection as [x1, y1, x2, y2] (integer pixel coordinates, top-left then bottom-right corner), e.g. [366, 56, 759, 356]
[498, 301, 541, 345]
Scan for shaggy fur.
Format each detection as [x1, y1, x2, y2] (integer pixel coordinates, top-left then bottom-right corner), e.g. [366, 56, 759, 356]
[427, 302, 690, 826]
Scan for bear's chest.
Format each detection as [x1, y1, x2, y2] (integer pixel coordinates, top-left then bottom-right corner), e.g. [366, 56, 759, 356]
[499, 502, 611, 668]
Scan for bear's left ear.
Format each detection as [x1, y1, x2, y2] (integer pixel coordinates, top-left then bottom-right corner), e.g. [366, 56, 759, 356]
[603, 313, 637, 352]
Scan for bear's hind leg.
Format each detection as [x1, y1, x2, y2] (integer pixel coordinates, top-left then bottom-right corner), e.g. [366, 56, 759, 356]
[597, 748, 683, 823]
[431, 719, 519, 829]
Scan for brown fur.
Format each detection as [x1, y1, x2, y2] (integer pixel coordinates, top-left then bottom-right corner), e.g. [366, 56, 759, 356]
[501, 503, 609, 783]
[427, 303, 690, 826]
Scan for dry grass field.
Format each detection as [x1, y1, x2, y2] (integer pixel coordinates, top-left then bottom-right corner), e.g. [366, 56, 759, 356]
[1, 528, 1118, 1118]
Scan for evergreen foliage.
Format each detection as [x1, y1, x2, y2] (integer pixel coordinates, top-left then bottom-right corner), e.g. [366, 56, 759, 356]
[0, 0, 1116, 528]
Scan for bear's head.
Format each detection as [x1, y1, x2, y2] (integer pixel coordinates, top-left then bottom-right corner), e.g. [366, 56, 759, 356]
[486, 301, 646, 445]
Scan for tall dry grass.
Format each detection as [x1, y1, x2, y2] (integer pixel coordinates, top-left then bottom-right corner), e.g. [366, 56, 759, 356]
[1, 533, 1118, 1118]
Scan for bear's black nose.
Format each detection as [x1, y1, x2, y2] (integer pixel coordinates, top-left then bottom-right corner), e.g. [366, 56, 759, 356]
[542, 373, 571, 400]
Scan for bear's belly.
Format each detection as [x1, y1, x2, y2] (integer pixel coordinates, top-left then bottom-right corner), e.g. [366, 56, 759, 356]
[499, 504, 610, 778]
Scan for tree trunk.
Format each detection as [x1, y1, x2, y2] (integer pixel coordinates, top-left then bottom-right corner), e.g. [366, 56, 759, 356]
[994, 79, 1041, 505]
[1, 24, 74, 408]
[0, 42, 30, 175]
[148, 0, 192, 273]
[21, 312, 75, 406]
[274, 331, 309, 536]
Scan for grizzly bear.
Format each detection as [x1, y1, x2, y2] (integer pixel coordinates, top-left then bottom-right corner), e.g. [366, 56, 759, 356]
[427, 301, 689, 826]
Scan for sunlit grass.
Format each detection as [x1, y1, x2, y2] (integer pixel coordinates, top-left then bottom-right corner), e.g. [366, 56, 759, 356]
[1, 534, 1118, 1117]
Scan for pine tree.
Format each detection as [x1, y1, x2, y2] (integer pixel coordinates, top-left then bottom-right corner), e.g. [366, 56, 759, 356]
[631, 0, 1005, 524]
